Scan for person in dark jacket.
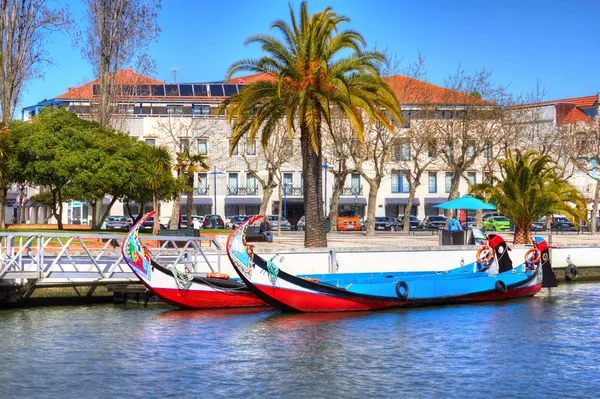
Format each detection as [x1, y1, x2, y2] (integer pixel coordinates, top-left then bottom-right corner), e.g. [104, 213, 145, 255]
[259, 217, 273, 243]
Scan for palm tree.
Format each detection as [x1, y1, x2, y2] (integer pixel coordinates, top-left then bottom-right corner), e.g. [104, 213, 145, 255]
[219, 1, 400, 247]
[140, 145, 172, 235]
[173, 152, 210, 227]
[471, 150, 586, 244]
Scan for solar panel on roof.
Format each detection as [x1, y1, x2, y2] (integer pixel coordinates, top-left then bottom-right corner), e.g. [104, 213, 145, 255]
[179, 85, 193, 96]
[137, 85, 150, 96]
[151, 85, 165, 96]
[92, 84, 99, 96]
[209, 84, 224, 97]
[193, 85, 208, 96]
[121, 85, 134, 96]
[223, 84, 238, 96]
[165, 84, 179, 96]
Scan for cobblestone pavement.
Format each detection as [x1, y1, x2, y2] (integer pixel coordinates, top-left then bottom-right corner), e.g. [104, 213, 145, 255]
[249, 230, 600, 251]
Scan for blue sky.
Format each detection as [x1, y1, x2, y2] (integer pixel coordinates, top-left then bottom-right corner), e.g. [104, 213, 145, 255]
[20, 0, 600, 113]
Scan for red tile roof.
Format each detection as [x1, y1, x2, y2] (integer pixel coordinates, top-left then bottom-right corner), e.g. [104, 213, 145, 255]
[228, 72, 276, 84]
[56, 69, 166, 100]
[528, 95, 598, 108]
[556, 104, 593, 125]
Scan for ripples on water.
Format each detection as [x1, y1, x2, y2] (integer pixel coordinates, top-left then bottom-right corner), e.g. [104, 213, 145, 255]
[1, 283, 599, 399]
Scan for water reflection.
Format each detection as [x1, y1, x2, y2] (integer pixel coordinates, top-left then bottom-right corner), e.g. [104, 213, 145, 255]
[0, 284, 599, 398]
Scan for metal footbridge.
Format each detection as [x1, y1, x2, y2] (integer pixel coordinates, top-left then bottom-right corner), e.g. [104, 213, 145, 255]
[0, 232, 222, 301]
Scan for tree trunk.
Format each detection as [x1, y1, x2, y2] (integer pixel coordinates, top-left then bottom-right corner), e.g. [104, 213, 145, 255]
[329, 171, 349, 231]
[513, 224, 531, 245]
[402, 191, 418, 233]
[186, 174, 194, 227]
[171, 193, 182, 230]
[363, 178, 381, 236]
[152, 190, 160, 235]
[0, 183, 6, 229]
[591, 180, 600, 233]
[300, 123, 326, 248]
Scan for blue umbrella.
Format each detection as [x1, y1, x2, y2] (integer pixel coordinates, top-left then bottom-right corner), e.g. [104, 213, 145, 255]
[433, 195, 496, 210]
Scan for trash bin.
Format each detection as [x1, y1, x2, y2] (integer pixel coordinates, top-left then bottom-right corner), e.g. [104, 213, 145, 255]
[440, 230, 465, 245]
[325, 217, 331, 233]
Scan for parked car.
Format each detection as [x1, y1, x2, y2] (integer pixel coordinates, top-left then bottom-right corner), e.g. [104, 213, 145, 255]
[530, 219, 546, 231]
[141, 216, 168, 231]
[296, 216, 305, 231]
[179, 215, 203, 229]
[267, 215, 292, 231]
[551, 216, 576, 231]
[105, 215, 132, 231]
[226, 215, 250, 229]
[461, 216, 476, 230]
[483, 215, 512, 231]
[337, 210, 361, 231]
[588, 216, 600, 231]
[373, 216, 396, 231]
[202, 214, 225, 229]
[397, 215, 420, 230]
[420, 215, 447, 229]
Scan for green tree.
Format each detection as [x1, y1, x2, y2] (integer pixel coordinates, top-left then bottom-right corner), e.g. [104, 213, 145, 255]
[471, 150, 586, 244]
[219, 1, 400, 247]
[173, 152, 210, 228]
[138, 144, 176, 235]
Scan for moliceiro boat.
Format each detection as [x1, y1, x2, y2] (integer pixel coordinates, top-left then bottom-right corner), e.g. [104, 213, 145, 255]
[227, 216, 550, 313]
[122, 212, 265, 309]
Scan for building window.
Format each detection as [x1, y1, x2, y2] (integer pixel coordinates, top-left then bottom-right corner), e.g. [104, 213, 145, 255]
[229, 139, 239, 155]
[246, 173, 257, 195]
[393, 139, 411, 161]
[180, 138, 190, 154]
[197, 139, 208, 155]
[392, 171, 410, 193]
[427, 140, 437, 157]
[484, 141, 493, 158]
[166, 105, 183, 115]
[484, 171, 491, 182]
[445, 172, 453, 193]
[467, 171, 476, 185]
[145, 138, 156, 146]
[228, 173, 238, 195]
[246, 139, 256, 155]
[467, 141, 475, 159]
[197, 173, 208, 195]
[351, 173, 361, 195]
[192, 104, 210, 115]
[283, 173, 293, 195]
[428, 172, 437, 193]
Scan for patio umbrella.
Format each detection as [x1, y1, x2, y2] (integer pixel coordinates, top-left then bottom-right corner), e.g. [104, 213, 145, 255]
[433, 195, 496, 211]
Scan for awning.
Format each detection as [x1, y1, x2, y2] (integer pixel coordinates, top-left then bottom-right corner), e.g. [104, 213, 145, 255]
[337, 197, 367, 205]
[385, 197, 421, 206]
[273, 198, 305, 204]
[224, 197, 261, 205]
[180, 197, 213, 206]
[424, 197, 448, 205]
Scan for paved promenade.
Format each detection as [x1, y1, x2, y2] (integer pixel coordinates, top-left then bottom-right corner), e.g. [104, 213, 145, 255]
[250, 230, 600, 250]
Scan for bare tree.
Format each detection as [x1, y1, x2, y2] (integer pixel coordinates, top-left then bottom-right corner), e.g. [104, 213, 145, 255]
[429, 67, 515, 216]
[82, 0, 161, 128]
[0, 0, 72, 228]
[322, 115, 357, 231]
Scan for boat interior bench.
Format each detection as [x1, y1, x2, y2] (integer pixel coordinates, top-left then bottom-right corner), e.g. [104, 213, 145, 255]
[245, 225, 267, 242]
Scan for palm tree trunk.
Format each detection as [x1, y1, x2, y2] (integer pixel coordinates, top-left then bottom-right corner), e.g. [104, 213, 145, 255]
[152, 190, 160, 235]
[513, 225, 531, 245]
[300, 123, 327, 247]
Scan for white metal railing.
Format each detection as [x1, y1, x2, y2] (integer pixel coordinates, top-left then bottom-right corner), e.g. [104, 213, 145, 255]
[0, 232, 222, 282]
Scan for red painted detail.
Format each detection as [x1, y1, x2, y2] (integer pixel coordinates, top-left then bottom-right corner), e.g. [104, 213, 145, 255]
[152, 287, 265, 309]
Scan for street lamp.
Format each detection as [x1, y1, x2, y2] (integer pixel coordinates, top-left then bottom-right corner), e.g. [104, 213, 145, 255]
[322, 163, 336, 216]
[209, 166, 224, 215]
[283, 182, 290, 220]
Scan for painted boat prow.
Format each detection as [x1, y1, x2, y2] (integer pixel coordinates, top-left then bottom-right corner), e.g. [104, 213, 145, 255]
[122, 212, 264, 309]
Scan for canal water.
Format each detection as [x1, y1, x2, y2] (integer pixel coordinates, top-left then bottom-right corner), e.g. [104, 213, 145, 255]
[1, 283, 599, 399]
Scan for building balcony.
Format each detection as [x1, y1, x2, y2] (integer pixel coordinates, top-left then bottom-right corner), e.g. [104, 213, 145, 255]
[283, 185, 303, 196]
[391, 183, 410, 194]
[227, 186, 260, 196]
[194, 185, 210, 195]
[341, 186, 363, 196]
